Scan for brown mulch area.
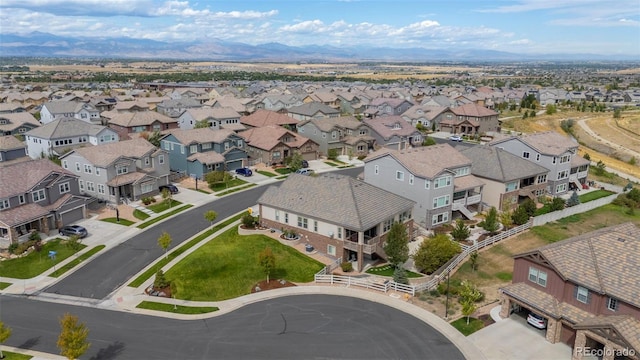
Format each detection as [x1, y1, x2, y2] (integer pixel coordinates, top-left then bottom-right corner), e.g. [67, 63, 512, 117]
[251, 279, 297, 293]
[478, 313, 496, 327]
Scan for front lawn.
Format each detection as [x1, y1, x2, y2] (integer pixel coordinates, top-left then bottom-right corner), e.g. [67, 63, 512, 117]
[0, 239, 86, 279]
[137, 204, 193, 229]
[137, 301, 219, 314]
[133, 209, 150, 220]
[101, 217, 135, 226]
[209, 178, 247, 192]
[579, 189, 615, 202]
[166, 227, 324, 301]
[365, 264, 423, 278]
[148, 199, 183, 213]
[450, 317, 485, 336]
[257, 170, 277, 177]
[274, 167, 292, 175]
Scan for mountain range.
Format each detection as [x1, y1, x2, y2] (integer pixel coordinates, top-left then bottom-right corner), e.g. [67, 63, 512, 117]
[1, 32, 636, 62]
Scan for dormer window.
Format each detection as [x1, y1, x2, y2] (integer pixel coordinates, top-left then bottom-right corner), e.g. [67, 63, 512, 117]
[393, 123, 401, 130]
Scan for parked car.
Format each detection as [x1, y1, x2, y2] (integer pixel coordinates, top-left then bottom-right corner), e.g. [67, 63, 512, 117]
[527, 312, 546, 329]
[159, 184, 179, 194]
[235, 167, 253, 177]
[449, 134, 463, 142]
[301, 160, 309, 168]
[295, 168, 314, 176]
[59, 225, 88, 238]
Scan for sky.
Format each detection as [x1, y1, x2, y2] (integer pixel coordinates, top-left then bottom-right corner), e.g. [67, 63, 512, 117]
[1, 0, 639, 56]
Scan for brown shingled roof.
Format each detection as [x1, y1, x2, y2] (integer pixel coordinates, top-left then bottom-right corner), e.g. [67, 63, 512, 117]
[240, 109, 297, 127]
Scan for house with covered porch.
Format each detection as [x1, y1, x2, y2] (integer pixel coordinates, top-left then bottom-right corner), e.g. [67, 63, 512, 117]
[258, 173, 415, 272]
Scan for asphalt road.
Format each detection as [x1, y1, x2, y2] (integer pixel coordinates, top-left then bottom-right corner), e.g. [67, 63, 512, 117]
[45, 167, 363, 300]
[1, 294, 465, 360]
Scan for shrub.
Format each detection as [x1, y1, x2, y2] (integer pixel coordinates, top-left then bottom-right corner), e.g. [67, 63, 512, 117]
[8, 243, 18, 254]
[550, 197, 566, 211]
[241, 213, 258, 228]
[327, 148, 338, 161]
[154, 269, 169, 289]
[340, 262, 353, 272]
[413, 234, 462, 274]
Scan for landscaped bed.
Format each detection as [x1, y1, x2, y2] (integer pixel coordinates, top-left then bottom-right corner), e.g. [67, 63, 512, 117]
[365, 264, 423, 278]
[165, 227, 324, 301]
[450, 317, 485, 336]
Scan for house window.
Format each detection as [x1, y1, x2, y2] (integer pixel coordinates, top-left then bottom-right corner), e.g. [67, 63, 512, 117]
[32, 189, 46, 202]
[383, 218, 394, 232]
[314, 220, 318, 232]
[607, 297, 619, 311]
[284, 213, 289, 224]
[528, 267, 547, 287]
[374, 165, 379, 175]
[59, 182, 70, 194]
[433, 195, 450, 209]
[86, 182, 95, 192]
[425, 180, 430, 189]
[275, 210, 280, 221]
[18, 195, 25, 204]
[556, 183, 567, 193]
[0, 199, 8, 210]
[97, 184, 105, 194]
[159, 155, 165, 165]
[79, 180, 84, 191]
[537, 174, 547, 183]
[327, 245, 336, 257]
[84, 164, 92, 174]
[505, 181, 518, 192]
[409, 174, 414, 185]
[117, 166, 128, 175]
[75, 162, 81, 172]
[237, 140, 243, 148]
[396, 171, 404, 181]
[432, 212, 449, 225]
[164, 142, 170, 150]
[181, 146, 185, 154]
[95, 167, 100, 176]
[523, 151, 530, 159]
[272, 151, 281, 158]
[560, 155, 570, 163]
[434, 176, 451, 189]
[454, 167, 469, 177]
[188, 144, 197, 154]
[297, 216, 308, 229]
[337, 227, 342, 239]
[62, 160, 68, 169]
[576, 286, 589, 304]
[202, 143, 212, 150]
[536, 154, 540, 161]
[141, 182, 153, 194]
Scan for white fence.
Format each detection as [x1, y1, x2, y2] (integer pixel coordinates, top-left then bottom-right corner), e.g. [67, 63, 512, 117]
[532, 194, 618, 226]
[315, 274, 417, 295]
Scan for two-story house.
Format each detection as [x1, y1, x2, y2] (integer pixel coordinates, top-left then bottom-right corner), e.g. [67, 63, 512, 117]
[25, 117, 119, 159]
[40, 101, 101, 125]
[160, 128, 248, 179]
[499, 223, 640, 360]
[258, 173, 415, 272]
[155, 98, 202, 118]
[363, 115, 423, 150]
[106, 111, 179, 140]
[285, 102, 340, 121]
[239, 125, 319, 166]
[364, 98, 414, 117]
[240, 109, 299, 130]
[297, 116, 375, 158]
[0, 112, 41, 136]
[0, 159, 89, 247]
[437, 102, 500, 135]
[0, 135, 29, 165]
[459, 145, 550, 211]
[363, 144, 484, 229]
[258, 95, 304, 112]
[177, 107, 242, 130]
[59, 138, 170, 203]
[489, 131, 590, 196]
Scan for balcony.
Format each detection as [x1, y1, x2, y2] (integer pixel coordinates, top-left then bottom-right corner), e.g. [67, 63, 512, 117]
[453, 194, 481, 206]
[343, 236, 380, 254]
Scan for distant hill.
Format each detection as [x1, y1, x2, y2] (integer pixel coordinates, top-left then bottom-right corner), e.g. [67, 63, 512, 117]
[1, 32, 636, 62]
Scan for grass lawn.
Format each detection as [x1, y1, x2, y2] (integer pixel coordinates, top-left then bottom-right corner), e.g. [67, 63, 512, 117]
[365, 264, 423, 278]
[0, 352, 32, 360]
[137, 204, 193, 229]
[50, 245, 105, 277]
[579, 189, 615, 202]
[101, 217, 135, 226]
[0, 239, 86, 279]
[166, 227, 325, 301]
[148, 199, 183, 213]
[324, 161, 339, 167]
[274, 168, 292, 175]
[217, 184, 256, 196]
[0, 282, 11, 290]
[136, 301, 218, 314]
[133, 209, 150, 220]
[276, 175, 288, 179]
[257, 170, 277, 177]
[450, 317, 484, 336]
[209, 178, 247, 192]
[128, 213, 244, 287]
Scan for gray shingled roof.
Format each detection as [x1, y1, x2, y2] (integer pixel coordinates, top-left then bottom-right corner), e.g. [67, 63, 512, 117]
[299, 116, 362, 132]
[288, 102, 340, 116]
[164, 128, 235, 146]
[0, 135, 26, 151]
[25, 117, 108, 139]
[460, 145, 549, 182]
[490, 131, 579, 156]
[258, 173, 414, 231]
[0, 159, 75, 198]
[63, 138, 156, 167]
[365, 144, 471, 179]
[43, 101, 96, 114]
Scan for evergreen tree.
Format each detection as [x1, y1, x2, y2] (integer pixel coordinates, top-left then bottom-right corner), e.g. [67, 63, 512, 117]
[481, 207, 500, 234]
[450, 219, 471, 241]
[566, 190, 581, 207]
[383, 222, 410, 269]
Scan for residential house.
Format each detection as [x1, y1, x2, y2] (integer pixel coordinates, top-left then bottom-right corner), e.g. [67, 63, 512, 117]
[177, 107, 242, 131]
[364, 98, 413, 117]
[40, 101, 101, 125]
[0, 135, 29, 165]
[459, 146, 549, 211]
[257, 95, 304, 112]
[25, 117, 119, 159]
[489, 131, 589, 196]
[437, 103, 500, 135]
[499, 222, 640, 360]
[169, 88, 209, 104]
[0, 103, 28, 114]
[335, 91, 371, 114]
[363, 144, 484, 229]
[363, 116, 423, 150]
[206, 95, 255, 115]
[59, 138, 170, 203]
[160, 128, 248, 179]
[286, 102, 340, 121]
[155, 98, 201, 118]
[401, 105, 446, 129]
[306, 91, 340, 109]
[258, 173, 415, 271]
[0, 112, 40, 136]
[539, 88, 568, 106]
[240, 109, 298, 130]
[239, 125, 319, 166]
[0, 159, 89, 247]
[297, 116, 374, 157]
[106, 111, 179, 140]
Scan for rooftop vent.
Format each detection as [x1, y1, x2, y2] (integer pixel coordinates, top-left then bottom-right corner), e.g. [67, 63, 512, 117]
[617, 237, 626, 242]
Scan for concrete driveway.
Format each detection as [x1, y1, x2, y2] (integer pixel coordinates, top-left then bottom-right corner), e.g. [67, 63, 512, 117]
[468, 314, 572, 360]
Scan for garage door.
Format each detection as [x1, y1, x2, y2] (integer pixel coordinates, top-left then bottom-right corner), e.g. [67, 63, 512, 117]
[226, 160, 243, 171]
[302, 151, 317, 161]
[60, 207, 85, 225]
[561, 324, 576, 346]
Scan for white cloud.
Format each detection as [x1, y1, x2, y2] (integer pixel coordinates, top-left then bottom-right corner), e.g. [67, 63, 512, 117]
[0, 0, 155, 17]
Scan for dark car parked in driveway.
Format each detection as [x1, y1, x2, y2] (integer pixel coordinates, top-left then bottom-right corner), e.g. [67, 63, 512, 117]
[159, 184, 179, 194]
[59, 225, 88, 238]
[235, 167, 253, 177]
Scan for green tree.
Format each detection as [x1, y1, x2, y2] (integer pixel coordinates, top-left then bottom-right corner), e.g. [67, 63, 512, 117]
[566, 190, 581, 207]
[204, 210, 218, 228]
[511, 205, 530, 225]
[469, 251, 479, 272]
[595, 160, 606, 176]
[393, 266, 409, 285]
[521, 198, 537, 217]
[57, 313, 90, 360]
[450, 219, 470, 242]
[161, 187, 173, 209]
[327, 148, 338, 161]
[194, 119, 210, 128]
[383, 222, 409, 269]
[481, 207, 500, 234]
[65, 234, 83, 252]
[545, 104, 557, 115]
[422, 137, 436, 146]
[550, 197, 566, 211]
[258, 247, 276, 283]
[242, 212, 257, 228]
[458, 281, 483, 325]
[499, 209, 513, 230]
[412, 234, 461, 274]
[204, 170, 231, 188]
[147, 130, 162, 147]
[154, 269, 169, 288]
[0, 321, 12, 359]
[285, 152, 304, 172]
[157, 231, 172, 259]
[583, 153, 591, 161]
[613, 108, 621, 119]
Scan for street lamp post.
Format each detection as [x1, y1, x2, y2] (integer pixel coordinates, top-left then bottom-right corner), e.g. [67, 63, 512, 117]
[445, 271, 450, 319]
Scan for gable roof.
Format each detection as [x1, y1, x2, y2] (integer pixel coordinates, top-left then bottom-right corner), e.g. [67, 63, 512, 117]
[240, 109, 298, 128]
[43, 101, 97, 114]
[63, 137, 157, 167]
[258, 173, 415, 230]
[459, 145, 549, 182]
[107, 111, 176, 127]
[25, 117, 110, 139]
[363, 115, 421, 140]
[450, 102, 498, 117]
[287, 102, 340, 117]
[299, 116, 362, 132]
[516, 222, 640, 307]
[239, 125, 314, 151]
[0, 135, 26, 151]
[490, 131, 579, 156]
[365, 144, 471, 179]
[0, 112, 40, 131]
[0, 159, 75, 198]
[163, 128, 236, 146]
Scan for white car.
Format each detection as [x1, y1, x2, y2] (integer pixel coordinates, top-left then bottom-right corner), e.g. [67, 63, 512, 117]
[527, 312, 546, 329]
[449, 135, 463, 142]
